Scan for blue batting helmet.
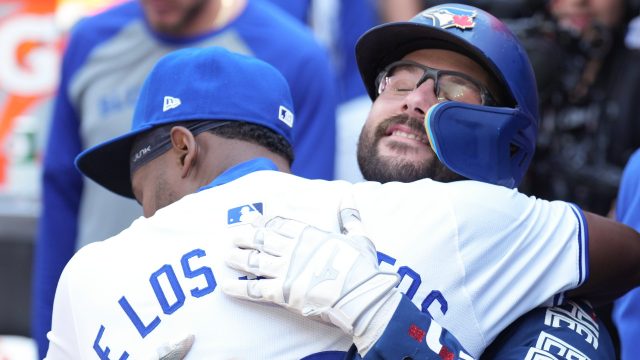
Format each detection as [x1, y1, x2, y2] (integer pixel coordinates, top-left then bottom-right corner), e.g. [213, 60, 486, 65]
[356, 4, 538, 188]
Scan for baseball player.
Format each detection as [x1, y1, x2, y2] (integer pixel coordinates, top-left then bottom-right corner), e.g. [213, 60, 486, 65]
[224, 4, 623, 359]
[612, 148, 640, 359]
[46, 46, 466, 359]
[32, 1, 338, 356]
[49, 45, 640, 360]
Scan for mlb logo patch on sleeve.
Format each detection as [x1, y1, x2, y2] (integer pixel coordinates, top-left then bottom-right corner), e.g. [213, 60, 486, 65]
[227, 203, 264, 225]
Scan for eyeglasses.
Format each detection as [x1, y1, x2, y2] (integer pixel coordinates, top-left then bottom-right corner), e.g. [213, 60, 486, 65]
[376, 60, 496, 106]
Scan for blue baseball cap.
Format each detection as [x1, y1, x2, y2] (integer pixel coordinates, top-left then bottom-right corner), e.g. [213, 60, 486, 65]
[75, 46, 295, 198]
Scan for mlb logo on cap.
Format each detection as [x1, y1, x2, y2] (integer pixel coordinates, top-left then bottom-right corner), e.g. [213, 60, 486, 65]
[278, 106, 293, 127]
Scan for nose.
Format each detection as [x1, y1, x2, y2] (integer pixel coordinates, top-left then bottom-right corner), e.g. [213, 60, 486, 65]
[401, 78, 439, 118]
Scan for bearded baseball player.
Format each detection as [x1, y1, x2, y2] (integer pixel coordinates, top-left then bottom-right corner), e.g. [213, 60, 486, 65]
[47, 14, 640, 360]
[224, 4, 628, 359]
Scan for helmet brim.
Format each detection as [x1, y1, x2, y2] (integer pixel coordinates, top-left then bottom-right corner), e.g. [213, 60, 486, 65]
[355, 21, 510, 103]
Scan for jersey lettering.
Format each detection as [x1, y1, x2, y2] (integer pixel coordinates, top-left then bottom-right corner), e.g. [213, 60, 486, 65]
[181, 248, 217, 297]
[150, 264, 186, 314]
[97, 248, 217, 354]
[377, 251, 397, 267]
[93, 325, 129, 360]
[397, 266, 421, 299]
[99, 84, 140, 118]
[422, 290, 448, 316]
[119, 296, 161, 338]
[377, 251, 449, 317]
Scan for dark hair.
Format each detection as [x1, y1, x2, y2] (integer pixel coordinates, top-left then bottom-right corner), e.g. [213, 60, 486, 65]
[143, 120, 294, 166]
[208, 121, 294, 165]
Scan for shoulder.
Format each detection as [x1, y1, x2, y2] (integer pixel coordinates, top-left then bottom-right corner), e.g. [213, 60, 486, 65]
[71, 1, 141, 35]
[61, 216, 145, 273]
[619, 149, 640, 197]
[625, 149, 640, 172]
[440, 180, 529, 207]
[65, 1, 143, 59]
[236, 1, 327, 57]
[431, 181, 584, 236]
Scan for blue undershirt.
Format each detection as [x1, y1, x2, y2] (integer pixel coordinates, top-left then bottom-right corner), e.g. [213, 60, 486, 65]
[198, 158, 279, 191]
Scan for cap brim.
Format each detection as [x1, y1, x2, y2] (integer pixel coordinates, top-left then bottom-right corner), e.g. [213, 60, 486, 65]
[356, 22, 501, 100]
[75, 125, 153, 199]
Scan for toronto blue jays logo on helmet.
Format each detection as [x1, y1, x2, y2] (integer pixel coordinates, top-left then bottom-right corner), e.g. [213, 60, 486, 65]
[420, 7, 476, 30]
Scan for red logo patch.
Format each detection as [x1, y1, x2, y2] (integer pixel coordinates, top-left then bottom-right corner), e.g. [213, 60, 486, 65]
[439, 346, 454, 360]
[408, 324, 425, 342]
[452, 15, 474, 29]
[420, 7, 477, 30]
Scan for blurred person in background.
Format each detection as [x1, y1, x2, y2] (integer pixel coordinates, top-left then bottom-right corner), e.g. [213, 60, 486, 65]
[510, 0, 640, 217]
[31, 0, 338, 358]
[511, 7, 640, 349]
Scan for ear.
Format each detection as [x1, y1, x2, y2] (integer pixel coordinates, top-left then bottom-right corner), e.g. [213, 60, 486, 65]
[170, 126, 198, 178]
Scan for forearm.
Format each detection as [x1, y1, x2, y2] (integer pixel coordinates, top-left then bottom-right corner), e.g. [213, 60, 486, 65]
[569, 212, 640, 305]
[359, 296, 472, 360]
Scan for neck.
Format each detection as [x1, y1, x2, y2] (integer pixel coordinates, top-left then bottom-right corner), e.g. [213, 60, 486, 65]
[197, 136, 291, 187]
[191, 0, 246, 35]
[155, 0, 247, 37]
[212, 0, 244, 28]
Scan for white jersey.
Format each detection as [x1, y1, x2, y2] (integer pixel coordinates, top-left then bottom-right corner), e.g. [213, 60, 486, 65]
[46, 170, 587, 359]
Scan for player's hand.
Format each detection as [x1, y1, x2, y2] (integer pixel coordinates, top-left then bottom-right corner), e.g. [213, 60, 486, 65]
[222, 196, 401, 343]
[156, 334, 194, 360]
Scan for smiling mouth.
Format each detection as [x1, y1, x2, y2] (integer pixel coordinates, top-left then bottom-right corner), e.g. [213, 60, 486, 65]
[389, 129, 429, 144]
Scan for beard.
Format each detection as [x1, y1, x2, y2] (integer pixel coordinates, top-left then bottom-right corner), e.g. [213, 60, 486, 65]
[145, 0, 209, 35]
[357, 114, 465, 184]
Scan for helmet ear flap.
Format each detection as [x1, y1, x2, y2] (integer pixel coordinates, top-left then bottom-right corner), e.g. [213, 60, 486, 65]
[425, 102, 536, 188]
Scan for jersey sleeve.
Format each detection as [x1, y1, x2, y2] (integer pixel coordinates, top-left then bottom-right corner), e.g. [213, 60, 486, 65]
[31, 34, 85, 358]
[361, 296, 474, 360]
[445, 181, 589, 343]
[482, 300, 615, 359]
[44, 256, 82, 359]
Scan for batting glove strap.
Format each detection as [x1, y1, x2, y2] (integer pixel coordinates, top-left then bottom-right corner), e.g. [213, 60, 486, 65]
[323, 272, 401, 337]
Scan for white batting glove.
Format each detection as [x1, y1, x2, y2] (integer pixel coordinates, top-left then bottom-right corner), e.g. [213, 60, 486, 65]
[155, 334, 194, 360]
[222, 198, 401, 352]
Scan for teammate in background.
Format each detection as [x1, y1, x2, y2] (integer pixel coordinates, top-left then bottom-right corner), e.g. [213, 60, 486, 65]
[55, 31, 640, 360]
[258, 0, 381, 182]
[612, 149, 640, 359]
[31, 0, 337, 357]
[46, 46, 469, 359]
[519, 0, 640, 216]
[225, 4, 621, 358]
